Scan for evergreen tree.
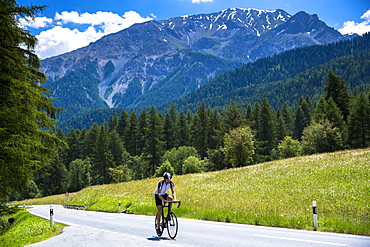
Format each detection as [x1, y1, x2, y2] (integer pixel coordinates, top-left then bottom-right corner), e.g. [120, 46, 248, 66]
[323, 70, 350, 121]
[68, 158, 91, 192]
[314, 96, 347, 139]
[209, 109, 223, 149]
[91, 125, 112, 184]
[177, 111, 191, 147]
[117, 109, 129, 144]
[0, 0, 65, 199]
[35, 156, 69, 196]
[126, 112, 139, 156]
[138, 109, 148, 155]
[275, 109, 288, 142]
[108, 130, 127, 168]
[281, 102, 293, 136]
[83, 123, 99, 159]
[294, 97, 312, 140]
[144, 106, 164, 177]
[107, 112, 119, 132]
[63, 129, 83, 169]
[256, 98, 276, 160]
[347, 92, 370, 148]
[192, 102, 210, 158]
[163, 103, 178, 150]
[222, 101, 244, 132]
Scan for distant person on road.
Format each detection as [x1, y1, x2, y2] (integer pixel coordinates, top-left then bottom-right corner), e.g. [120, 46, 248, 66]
[154, 172, 177, 234]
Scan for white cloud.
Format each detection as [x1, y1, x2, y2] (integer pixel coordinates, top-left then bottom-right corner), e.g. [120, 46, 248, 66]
[19, 16, 53, 28]
[192, 0, 213, 3]
[21, 10, 152, 59]
[35, 26, 105, 59]
[339, 9, 370, 35]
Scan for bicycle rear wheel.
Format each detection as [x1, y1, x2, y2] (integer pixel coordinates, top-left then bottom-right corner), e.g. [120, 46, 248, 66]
[167, 211, 178, 239]
[155, 217, 164, 237]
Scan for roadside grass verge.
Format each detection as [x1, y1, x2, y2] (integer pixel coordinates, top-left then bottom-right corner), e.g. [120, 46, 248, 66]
[14, 148, 370, 236]
[0, 209, 66, 247]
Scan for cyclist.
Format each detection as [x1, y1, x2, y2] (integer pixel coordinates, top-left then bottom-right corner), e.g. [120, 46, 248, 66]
[154, 172, 177, 234]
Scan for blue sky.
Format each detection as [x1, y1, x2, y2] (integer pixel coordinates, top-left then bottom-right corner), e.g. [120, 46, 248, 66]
[17, 0, 370, 59]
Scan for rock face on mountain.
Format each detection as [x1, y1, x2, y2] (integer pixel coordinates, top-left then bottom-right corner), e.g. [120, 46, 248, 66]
[40, 8, 348, 121]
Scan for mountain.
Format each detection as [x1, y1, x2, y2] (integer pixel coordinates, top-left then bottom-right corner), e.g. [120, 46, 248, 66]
[168, 33, 370, 112]
[40, 8, 348, 122]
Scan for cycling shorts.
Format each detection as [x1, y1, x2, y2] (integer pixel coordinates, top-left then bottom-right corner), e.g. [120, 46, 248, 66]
[155, 193, 169, 206]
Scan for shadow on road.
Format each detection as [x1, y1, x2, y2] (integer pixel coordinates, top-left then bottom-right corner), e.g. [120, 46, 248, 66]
[147, 236, 174, 241]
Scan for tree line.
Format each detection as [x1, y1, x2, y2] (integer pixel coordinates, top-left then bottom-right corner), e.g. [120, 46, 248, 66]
[12, 70, 370, 200]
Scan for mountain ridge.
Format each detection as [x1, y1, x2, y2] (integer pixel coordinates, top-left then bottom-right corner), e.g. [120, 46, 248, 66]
[40, 8, 349, 122]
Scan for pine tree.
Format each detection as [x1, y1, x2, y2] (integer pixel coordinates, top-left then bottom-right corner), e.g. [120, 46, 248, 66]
[323, 70, 350, 121]
[91, 125, 112, 184]
[68, 158, 92, 192]
[314, 96, 347, 140]
[144, 106, 164, 177]
[347, 92, 370, 148]
[222, 101, 244, 133]
[177, 111, 191, 147]
[83, 123, 100, 159]
[163, 103, 178, 150]
[117, 109, 129, 144]
[192, 102, 210, 158]
[0, 0, 65, 199]
[126, 112, 139, 156]
[275, 109, 288, 142]
[138, 109, 148, 155]
[107, 112, 119, 132]
[35, 156, 69, 196]
[281, 102, 293, 136]
[294, 97, 312, 140]
[63, 129, 83, 169]
[256, 98, 276, 160]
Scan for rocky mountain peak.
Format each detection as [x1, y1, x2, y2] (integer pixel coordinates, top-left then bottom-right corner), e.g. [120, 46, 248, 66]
[40, 8, 349, 122]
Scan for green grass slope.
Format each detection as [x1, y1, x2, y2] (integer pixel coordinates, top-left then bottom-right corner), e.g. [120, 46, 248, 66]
[0, 210, 66, 247]
[17, 148, 370, 235]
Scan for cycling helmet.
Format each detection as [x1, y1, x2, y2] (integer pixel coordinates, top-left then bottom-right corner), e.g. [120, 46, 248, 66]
[163, 172, 172, 179]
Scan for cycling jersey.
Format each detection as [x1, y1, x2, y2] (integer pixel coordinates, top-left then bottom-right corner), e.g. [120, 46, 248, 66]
[154, 179, 174, 195]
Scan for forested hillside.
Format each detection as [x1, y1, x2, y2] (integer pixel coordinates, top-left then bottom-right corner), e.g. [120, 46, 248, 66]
[15, 69, 370, 200]
[57, 33, 370, 132]
[167, 33, 370, 112]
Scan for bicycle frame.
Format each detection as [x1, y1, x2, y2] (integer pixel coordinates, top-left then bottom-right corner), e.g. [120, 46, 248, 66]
[156, 201, 181, 239]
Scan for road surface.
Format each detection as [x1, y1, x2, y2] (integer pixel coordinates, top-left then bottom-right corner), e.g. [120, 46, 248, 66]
[27, 205, 370, 247]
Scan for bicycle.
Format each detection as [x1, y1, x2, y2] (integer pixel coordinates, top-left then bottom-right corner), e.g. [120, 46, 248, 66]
[155, 200, 181, 239]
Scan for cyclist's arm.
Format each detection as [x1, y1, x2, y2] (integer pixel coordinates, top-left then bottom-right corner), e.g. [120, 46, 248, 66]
[171, 187, 177, 202]
[157, 188, 166, 202]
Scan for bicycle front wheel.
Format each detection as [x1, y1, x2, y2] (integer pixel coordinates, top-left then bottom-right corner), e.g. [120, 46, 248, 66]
[167, 211, 178, 239]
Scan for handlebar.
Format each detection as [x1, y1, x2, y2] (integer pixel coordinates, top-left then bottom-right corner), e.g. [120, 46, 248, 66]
[164, 201, 181, 208]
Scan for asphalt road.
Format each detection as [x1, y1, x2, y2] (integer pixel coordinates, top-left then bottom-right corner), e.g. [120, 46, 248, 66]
[27, 205, 370, 247]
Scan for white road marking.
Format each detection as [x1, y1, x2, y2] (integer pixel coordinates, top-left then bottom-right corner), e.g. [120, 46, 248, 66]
[101, 217, 115, 220]
[253, 234, 347, 246]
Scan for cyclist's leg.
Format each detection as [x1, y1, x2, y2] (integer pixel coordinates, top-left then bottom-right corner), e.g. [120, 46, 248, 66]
[166, 194, 173, 212]
[155, 194, 163, 229]
[156, 205, 162, 228]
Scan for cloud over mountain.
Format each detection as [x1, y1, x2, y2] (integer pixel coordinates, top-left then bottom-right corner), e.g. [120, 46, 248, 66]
[20, 11, 152, 59]
[339, 9, 370, 35]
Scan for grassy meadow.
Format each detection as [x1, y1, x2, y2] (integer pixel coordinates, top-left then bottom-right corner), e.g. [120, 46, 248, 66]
[0, 209, 66, 247]
[15, 148, 370, 236]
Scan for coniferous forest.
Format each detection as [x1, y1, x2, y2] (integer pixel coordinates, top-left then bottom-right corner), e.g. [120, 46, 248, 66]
[13, 69, 370, 200]
[1, 0, 370, 202]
